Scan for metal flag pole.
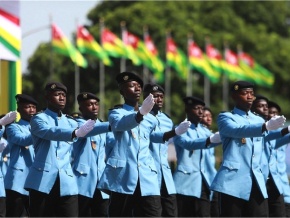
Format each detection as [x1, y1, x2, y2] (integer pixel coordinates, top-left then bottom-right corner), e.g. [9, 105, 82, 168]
[74, 18, 80, 112]
[99, 18, 105, 120]
[204, 36, 211, 107]
[165, 30, 171, 116]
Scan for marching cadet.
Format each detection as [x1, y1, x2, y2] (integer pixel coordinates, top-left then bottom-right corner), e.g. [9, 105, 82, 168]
[143, 83, 178, 217]
[268, 100, 290, 216]
[251, 95, 286, 217]
[98, 72, 190, 217]
[211, 81, 286, 217]
[24, 82, 95, 217]
[5, 94, 38, 217]
[72, 92, 112, 217]
[173, 97, 221, 217]
[0, 111, 17, 217]
[201, 107, 219, 217]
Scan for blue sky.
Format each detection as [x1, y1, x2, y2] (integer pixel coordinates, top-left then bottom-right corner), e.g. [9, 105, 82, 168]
[21, 0, 99, 73]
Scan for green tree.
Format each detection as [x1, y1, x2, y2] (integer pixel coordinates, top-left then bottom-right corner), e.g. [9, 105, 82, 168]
[23, 1, 290, 123]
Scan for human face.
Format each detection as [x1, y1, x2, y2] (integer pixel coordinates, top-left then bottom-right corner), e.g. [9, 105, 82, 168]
[252, 99, 268, 119]
[80, 99, 99, 120]
[18, 103, 37, 121]
[186, 104, 205, 124]
[268, 107, 279, 119]
[202, 109, 212, 128]
[120, 81, 142, 106]
[46, 90, 66, 111]
[232, 88, 255, 111]
[152, 91, 164, 110]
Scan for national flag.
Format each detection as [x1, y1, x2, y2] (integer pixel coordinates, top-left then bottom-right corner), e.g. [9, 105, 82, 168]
[166, 36, 187, 79]
[144, 31, 165, 82]
[121, 29, 142, 66]
[77, 25, 112, 66]
[52, 24, 87, 68]
[221, 49, 248, 81]
[0, 2, 21, 61]
[239, 51, 274, 86]
[0, 0, 21, 114]
[188, 39, 220, 83]
[101, 28, 128, 58]
[205, 44, 223, 74]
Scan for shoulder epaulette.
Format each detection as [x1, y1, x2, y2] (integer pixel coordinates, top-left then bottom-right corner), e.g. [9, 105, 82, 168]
[163, 112, 171, 119]
[66, 114, 77, 120]
[109, 104, 123, 110]
[36, 110, 44, 115]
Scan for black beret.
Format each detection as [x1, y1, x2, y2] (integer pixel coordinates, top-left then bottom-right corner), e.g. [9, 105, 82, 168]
[253, 94, 268, 103]
[230, 81, 254, 92]
[143, 83, 165, 94]
[45, 82, 67, 93]
[116, 72, 143, 88]
[183, 96, 205, 106]
[268, 101, 281, 113]
[77, 92, 100, 103]
[15, 94, 38, 105]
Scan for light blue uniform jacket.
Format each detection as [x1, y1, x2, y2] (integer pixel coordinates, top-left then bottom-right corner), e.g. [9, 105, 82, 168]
[24, 109, 79, 196]
[149, 111, 176, 195]
[5, 119, 34, 195]
[98, 104, 164, 196]
[261, 129, 290, 195]
[173, 123, 220, 197]
[211, 108, 268, 200]
[0, 127, 5, 197]
[276, 144, 290, 203]
[72, 118, 110, 199]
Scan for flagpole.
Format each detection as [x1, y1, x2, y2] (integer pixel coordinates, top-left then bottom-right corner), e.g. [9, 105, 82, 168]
[165, 30, 171, 115]
[186, 33, 193, 96]
[74, 19, 80, 112]
[120, 21, 126, 73]
[120, 21, 126, 104]
[143, 26, 149, 85]
[204, 36, 211, 107]
[99, 18, 105, 120]
[222, 41, 229, 111]
[49, 14, 54, 82]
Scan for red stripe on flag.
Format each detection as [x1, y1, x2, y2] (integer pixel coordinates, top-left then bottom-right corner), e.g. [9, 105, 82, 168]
[0, 8, 19, 25]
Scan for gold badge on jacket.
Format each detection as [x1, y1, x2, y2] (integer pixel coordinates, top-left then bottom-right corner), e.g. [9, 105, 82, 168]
[241, 138, 246, 144]
[3, 156, 8, 162]
[91, 140, 97, 150]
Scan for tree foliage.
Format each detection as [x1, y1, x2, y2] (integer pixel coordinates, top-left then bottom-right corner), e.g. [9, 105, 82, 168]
[23, 1, 290, 127]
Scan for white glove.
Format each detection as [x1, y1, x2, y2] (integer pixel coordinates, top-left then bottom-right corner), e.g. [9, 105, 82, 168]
[75, 119, 95, 137]
[265, 115, 286, 131]
[0, 111, 17, 126]
[209, 132, 221, 143]
[175, 119, 191, 135]
[139, 94, 155, 116]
